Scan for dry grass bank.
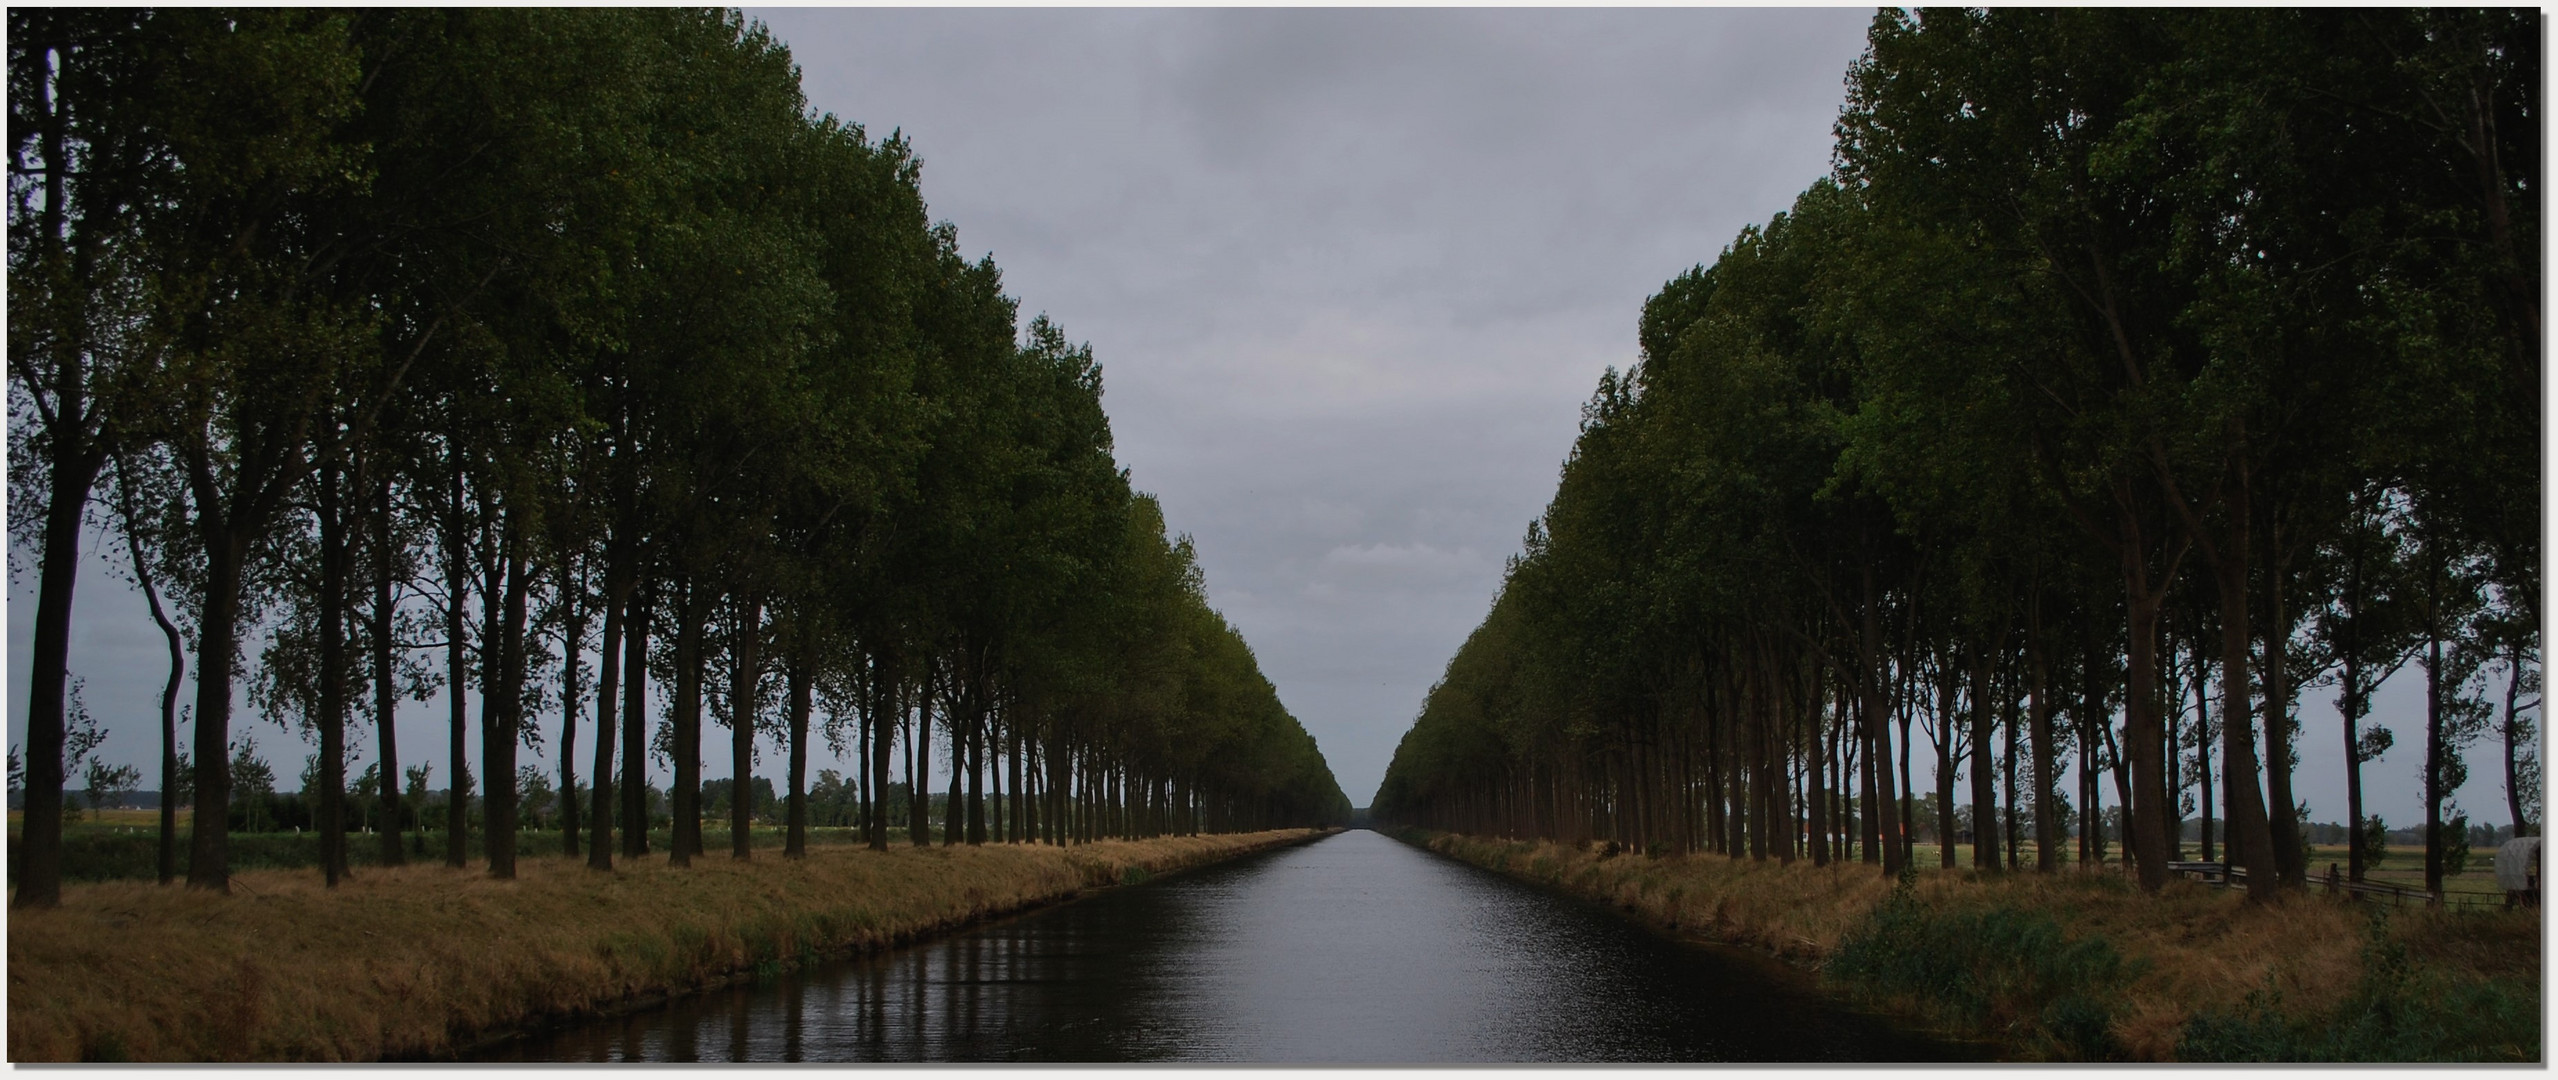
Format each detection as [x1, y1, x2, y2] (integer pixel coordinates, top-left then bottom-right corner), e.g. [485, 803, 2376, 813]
[1417, 832, 2538, 1062]
[10, 829, 1323, 1062]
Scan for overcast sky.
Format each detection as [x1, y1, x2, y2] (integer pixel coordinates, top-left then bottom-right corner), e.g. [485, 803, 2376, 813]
[749, 6, 1881, 806]
[6, 8, 2522, 831]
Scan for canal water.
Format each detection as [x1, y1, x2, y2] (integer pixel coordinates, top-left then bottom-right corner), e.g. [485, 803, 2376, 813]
[477, 829, 1967, 1063]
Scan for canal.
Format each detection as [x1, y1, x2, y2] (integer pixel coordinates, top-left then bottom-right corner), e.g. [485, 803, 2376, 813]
[476, 829, 1967, 1063]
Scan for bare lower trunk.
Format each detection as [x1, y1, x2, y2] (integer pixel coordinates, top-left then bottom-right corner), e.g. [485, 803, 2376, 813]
[912, 666, 933, 847]
[670, 578, 704, 866]
[116, 459, 190, 887]
[785, 654, 811, 858]
[560, 553, 585, 860]
[730, 593, 764, 860]
[317, 456, 351, 886]
[1936, 662, 1957, 869]
[186, 532, 248, 892]
[2263, 537, 2304, 888]
[868, 653, 894, 851]
[621, 586, 652, 858]
[371, 472, 404, 868]
[484, 527, 530, 880]
[1971, 647, 1999, 871]
[443, 465, 471, 870]
[2117, 525, 2174, 893]
[2028, 605, 2058, 873]
[2213, 554, 2277, 901]
[2502, 636, 2530, 836]
[589, 576, 622, 870]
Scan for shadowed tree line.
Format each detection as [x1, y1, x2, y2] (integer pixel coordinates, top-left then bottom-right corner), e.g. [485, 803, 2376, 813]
[10, 7, 1349, 908]
[1375, 8, 2538, 902]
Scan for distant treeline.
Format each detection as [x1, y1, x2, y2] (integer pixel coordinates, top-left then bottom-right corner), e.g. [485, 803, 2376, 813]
[10, 8, 1351, 908]
[1374, 9, 2538, 903]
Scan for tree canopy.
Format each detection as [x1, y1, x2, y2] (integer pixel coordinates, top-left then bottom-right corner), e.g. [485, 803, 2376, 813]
[9, 7, 1348, 904]
[1375, 9, 2537, 901]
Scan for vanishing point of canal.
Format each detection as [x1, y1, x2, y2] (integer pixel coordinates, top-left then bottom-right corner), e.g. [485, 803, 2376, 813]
[477, 830, 1968, 1063]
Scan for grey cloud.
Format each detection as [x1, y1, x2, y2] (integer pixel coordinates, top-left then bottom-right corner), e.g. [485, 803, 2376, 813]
[762, 8, 1873, 806]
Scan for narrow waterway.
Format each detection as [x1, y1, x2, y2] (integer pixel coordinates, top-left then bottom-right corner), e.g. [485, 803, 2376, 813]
[478, 829, 1968, 1063]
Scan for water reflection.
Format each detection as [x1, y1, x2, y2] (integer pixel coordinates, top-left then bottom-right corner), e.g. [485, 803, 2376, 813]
[481, 830, 1967, 1063]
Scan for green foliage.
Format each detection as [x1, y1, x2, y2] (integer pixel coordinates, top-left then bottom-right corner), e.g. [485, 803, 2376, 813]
[1828, 875, 2132, 1060]
[2437, 812, 2473, 878]
[228, 739, 274, 834]
[1374, 7, 2537, 913]
[80, 758, 140, 813]
[5, 6, 1352, 891]
[2177, 910, 2538, 1062]
[2359, 815, 2390, 870]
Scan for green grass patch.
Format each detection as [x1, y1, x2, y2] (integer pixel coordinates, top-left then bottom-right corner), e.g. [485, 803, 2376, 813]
[2177, 908, 2539, 1062]
[1827, 870, 2135, 1060]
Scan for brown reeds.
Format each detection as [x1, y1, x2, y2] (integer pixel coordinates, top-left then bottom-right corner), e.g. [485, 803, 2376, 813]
[9, 829, 1322, 1062]
[1419, 832, 2537, 1061]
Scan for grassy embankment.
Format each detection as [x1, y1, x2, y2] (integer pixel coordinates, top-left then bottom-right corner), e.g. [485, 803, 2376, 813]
[10, 828, 1326, 1062]
[1411, 831, 2538, 1063]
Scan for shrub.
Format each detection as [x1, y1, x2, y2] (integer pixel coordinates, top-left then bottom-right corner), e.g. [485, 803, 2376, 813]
[1827, 871, 2131, 1060]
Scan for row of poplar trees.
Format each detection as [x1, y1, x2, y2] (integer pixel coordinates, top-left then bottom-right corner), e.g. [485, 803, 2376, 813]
[1374, 9, 2538, 902]
[10, 8, 1350, 908]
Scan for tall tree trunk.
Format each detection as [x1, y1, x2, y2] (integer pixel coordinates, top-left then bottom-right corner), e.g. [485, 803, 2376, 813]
[785, 652, 811, 858]
[483, 524, 530, 879]
[442, 470, 471, 870]
[2158, 642, 2176, 864]
[621, 583, 652, 858]
[1860, 712, 1882, 865]
[2027, 600, 2059, 873]
[1009, 710, 1027, 842]
[1936, 658, 1957, 869]
[370, 469, 404, 868]
[2003, 680, 2021, 872]
[910, 668, 932, 847]
[2212, 557, 2278, 901]
[2193, 626, 2217, 863]
[116, 458, 189, 886]
[730, 592, 764, 860]
[1809, 675, 1832, 866]
[1896, 693, 1916, 868]
[2422, 546, 2448, 897]
[670, 577, 704, 866]
[2262, 527, 2305, 888]
[1859, 562, 1902, 874]
[1970, 646, 1998, 871]
[2082, 633, 2111, 868]
[868, 651, 893, 851]
[13, 29, 114, 911]
[588, 570, 622, 870]
[184, 528, 249, 891]
[317, 453, 352, 886]
[2115, 505, 2177, 893]
[966, 658, 987, 846]
[559, 549, 585, 859]
[2502, 636, 2532, 837]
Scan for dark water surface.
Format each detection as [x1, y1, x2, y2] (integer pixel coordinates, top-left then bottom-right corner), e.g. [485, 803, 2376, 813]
[478, 829, 1968, 1063]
